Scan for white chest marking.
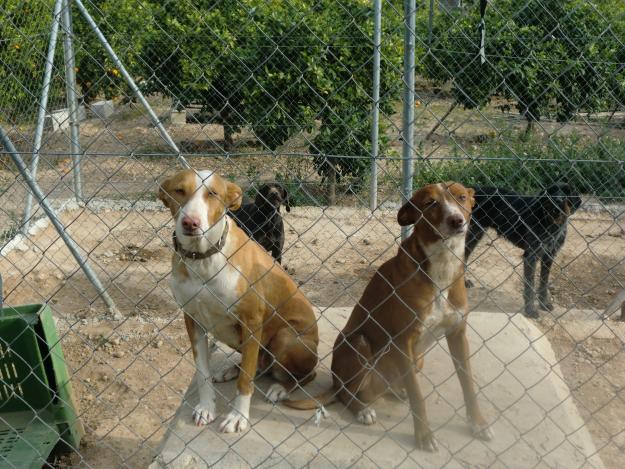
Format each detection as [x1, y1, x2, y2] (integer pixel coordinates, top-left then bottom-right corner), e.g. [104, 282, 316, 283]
[415, 236, 465, 355]
[171, 240, 243, 350]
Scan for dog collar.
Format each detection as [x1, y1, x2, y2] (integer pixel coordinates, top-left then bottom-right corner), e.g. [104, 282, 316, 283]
[173, 219, 229, 260]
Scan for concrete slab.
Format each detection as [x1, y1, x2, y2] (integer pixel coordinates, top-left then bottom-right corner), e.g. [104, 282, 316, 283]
[89, 100, 114, 119]
[45, 106, 86, 131]
[150, 309, 604, 469]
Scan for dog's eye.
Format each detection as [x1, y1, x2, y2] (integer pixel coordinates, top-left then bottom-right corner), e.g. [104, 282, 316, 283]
[458, 195, 467, 201]
[206, 190, 217, 197]
[424, 199, 437, 207]
[174, 188, 185, 196]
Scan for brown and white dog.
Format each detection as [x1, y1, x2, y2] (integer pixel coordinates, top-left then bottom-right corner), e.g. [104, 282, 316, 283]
[284, 182, 492, 450]
[159, 169, 319, 433]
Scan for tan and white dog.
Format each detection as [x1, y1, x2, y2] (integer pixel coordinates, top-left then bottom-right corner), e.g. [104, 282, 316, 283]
[284, 182, 492, 450]
[159, 169, 319, 433]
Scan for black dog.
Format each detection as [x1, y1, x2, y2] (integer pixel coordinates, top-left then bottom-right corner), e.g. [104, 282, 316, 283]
[465, 183, 581, 318]
[231, 183, 290, 264]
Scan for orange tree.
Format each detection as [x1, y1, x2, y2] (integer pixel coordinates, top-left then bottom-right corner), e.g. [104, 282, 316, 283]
[0, 0, 66, 121]
[424, 0, 621, 132]
[138, 0, 402, 199]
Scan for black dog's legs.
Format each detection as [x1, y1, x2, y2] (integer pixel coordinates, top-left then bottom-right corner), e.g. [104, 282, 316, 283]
[523, 253, 539, 318]
[270, 238, 283, 265]
[538, 253, 555, 311]
[464, 225, 486, 288]
[273, 250, 282, 265]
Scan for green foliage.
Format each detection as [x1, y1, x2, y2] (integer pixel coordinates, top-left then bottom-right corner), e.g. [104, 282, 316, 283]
[596, 1, 625, 115]
[2, 0, 403, 190]
[275, 170, 333, 207]
[414, 134, 625, 199]
[0, 0, 144, 119]
[424, 0, 623, 124]
[138, 0, 402, 183]
[0, 0, 65, 121]
[72, 0, 151, 103]
[306, 1, 402, 182]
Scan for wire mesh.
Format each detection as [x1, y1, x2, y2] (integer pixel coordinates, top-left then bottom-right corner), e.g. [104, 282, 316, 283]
[1, 0, 624, 468]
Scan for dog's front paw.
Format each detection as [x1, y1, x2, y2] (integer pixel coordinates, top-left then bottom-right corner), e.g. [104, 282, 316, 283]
[265, 383, 289, 403]
[356, 408, 377, 425]
[219, 394, 251, 433]
[523, 306, 539, 319]
[192, 402, 216, 426]
[470, 420, 494, 441]
[219, 410, 249, 433]
[213, 365, 239, 383]
[539, 298, 554, 311]
[414, 427, 438, 452]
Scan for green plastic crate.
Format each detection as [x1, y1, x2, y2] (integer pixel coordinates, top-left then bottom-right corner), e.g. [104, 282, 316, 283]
[0, 303, 83, 468]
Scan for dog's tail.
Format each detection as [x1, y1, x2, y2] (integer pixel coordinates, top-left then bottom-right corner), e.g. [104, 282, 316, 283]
[282, 388, 337, 410]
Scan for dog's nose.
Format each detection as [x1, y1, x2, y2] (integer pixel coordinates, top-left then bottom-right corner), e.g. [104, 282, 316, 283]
[181, 215, 200, 232]
[447, 215, 464, 230]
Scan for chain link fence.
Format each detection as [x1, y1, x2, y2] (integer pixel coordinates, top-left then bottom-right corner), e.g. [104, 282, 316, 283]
[1, 0, 624, 467]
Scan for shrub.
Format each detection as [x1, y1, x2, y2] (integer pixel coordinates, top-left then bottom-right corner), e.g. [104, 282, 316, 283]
[413, 134, 625, 199]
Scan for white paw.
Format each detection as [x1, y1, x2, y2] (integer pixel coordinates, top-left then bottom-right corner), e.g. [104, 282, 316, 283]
[265, 383, 289, 403]
[356, 408, 376, 425]
[192, 402, 216, 426]
[212, 365, 239, 383]
[470, 421, 494, 441]
[219, 410, 249, 433]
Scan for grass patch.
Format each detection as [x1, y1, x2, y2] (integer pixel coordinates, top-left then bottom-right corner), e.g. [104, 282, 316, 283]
[414, 134, 625, 199]
[275, 172, 329, 207]
[0, 210, 21, 246]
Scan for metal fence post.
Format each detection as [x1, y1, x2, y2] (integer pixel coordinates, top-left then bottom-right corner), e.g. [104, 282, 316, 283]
[1, 125, 118, 314]
[73, 0, 189, 169]
[369, 0, 382, 212]
[22, 0, 64, 233]
[401, 0, 416, 240]
[61, 0, 83, 201]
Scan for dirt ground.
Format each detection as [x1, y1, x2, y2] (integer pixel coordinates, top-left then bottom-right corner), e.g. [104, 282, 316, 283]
[1, 204, 624, 468]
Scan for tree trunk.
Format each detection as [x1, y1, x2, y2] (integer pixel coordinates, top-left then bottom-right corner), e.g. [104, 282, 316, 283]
[327, 166, 337, 206]
[425, 100, 458, 142]
[224, 125, 234, 151]
[220, 106, 234, 151]
[524, 117, 535, 138]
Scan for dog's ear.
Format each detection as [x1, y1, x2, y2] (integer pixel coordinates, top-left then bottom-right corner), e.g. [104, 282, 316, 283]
[254, 184, 269, 206]
[546, 183, 581, 214]
[559, 184, 582, 212]
[282, 186, 291, 212]
[562, 199, 572, 216]
[225, 181, 243, 210]
[157, 177, 173, 209]
[397, 198, 419, 226]
[568, 193, 582, 212]
[466, 187, 476, 208]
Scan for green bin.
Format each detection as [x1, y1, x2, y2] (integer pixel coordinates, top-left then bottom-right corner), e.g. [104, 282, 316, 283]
[0, 300, 83, 468]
